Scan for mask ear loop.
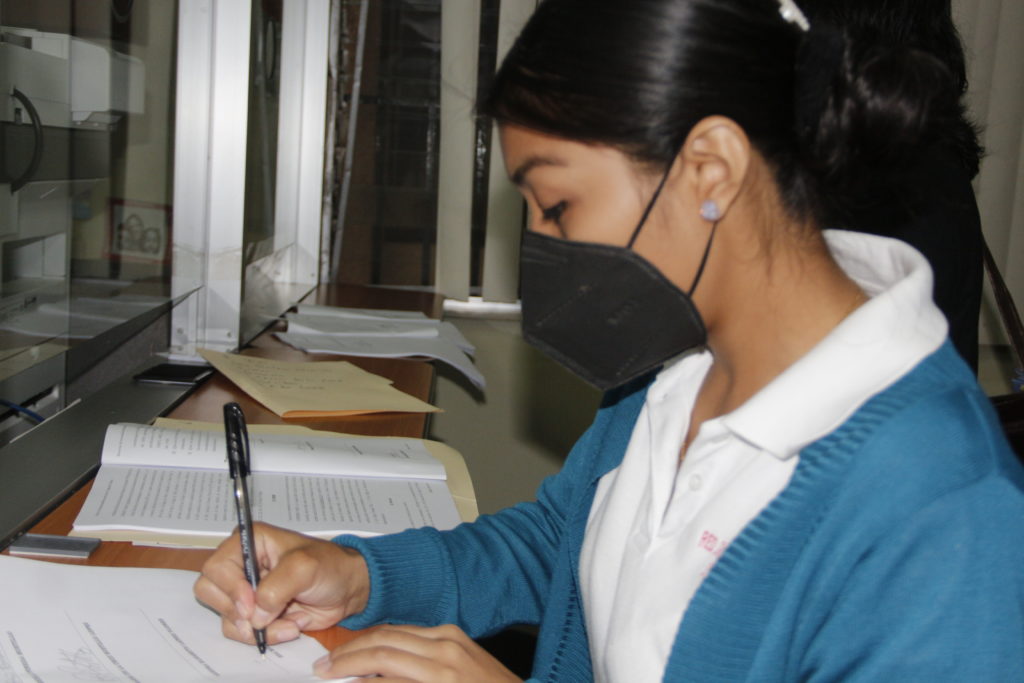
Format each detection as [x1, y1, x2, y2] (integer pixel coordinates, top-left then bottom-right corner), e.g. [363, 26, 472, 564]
[686, 219, 719, 297]
[623, 155, 720, 298]
[625, 160, 675, 249]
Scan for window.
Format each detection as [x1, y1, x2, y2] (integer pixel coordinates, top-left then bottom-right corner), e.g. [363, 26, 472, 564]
[331, 0, 525, 302]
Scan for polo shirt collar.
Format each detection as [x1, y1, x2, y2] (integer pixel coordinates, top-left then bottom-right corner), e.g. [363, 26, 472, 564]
[720, 230, 948, 459]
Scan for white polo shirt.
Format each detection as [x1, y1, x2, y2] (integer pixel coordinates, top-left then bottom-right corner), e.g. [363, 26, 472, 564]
[579, 230, 949, 682]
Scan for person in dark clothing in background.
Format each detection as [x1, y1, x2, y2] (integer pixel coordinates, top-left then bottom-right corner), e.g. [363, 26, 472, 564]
[800, 0, 984, 372]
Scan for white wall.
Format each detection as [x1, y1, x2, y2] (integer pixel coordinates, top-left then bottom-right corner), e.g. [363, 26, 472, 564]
[954, 0, 1024, 346]
[427, 318, 601, 515]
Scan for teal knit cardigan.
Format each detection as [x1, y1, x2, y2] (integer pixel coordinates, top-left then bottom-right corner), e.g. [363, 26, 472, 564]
[337, 341, 1024, 681]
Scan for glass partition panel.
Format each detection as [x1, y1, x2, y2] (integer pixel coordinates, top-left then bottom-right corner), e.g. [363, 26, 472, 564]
[237, 0, 325, 346]
[0, 0, 176, 436]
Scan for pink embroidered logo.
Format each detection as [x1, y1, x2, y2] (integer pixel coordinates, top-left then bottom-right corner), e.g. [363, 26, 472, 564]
[698, 530, 729, 577]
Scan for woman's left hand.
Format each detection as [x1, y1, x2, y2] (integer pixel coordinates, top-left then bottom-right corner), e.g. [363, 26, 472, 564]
[313, 624, 523, 682]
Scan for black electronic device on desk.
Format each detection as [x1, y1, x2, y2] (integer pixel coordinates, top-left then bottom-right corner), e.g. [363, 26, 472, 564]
[133, 363, 213, 386]
[8, 533, 100, 559]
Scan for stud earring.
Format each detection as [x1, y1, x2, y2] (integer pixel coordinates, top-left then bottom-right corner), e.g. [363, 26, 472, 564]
[700, 200, 722, 222]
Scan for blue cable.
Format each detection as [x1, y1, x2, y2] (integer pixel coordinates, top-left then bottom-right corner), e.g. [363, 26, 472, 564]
[0, 399, 45, 424]
[1013, 369, 1024, 394]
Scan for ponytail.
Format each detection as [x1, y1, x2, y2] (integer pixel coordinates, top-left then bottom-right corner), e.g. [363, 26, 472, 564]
[793, 24, 963, 222]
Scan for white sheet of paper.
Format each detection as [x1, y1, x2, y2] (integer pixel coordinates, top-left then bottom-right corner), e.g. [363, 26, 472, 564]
[285, 314, 475, 355]
[0, 554, 358, 682]
[286, 313, 441, 337]
[276, 331, 486, 389]
[294, 304, 430, 322]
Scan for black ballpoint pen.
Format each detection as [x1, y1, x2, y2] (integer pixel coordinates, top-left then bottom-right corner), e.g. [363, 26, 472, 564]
[224, 402, 268, 656]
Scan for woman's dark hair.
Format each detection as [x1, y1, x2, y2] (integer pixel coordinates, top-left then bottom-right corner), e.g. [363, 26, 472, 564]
[481, 0, 967, 225]
[799, 0, 982, 177]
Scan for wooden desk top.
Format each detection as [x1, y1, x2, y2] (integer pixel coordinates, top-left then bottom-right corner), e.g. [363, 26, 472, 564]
[10, 283, 445, 652]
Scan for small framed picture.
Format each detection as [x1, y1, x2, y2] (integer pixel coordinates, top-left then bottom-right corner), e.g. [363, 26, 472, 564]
[107, 198, 172, 263]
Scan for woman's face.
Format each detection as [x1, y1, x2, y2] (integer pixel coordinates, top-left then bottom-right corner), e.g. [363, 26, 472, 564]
[501, 124, 651, 245]
[500, 124, 710, 296]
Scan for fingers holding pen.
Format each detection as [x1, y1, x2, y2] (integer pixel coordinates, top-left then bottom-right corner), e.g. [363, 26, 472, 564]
[194, 527, 251, 617]
[194, 531, 269, 645]
[249, 531, 371, 629]
[195, 541, 315, 644]
[194, 522, 372, 644]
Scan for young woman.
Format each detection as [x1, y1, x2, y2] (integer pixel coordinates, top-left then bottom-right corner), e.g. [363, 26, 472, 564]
[195, 0, 1024, 680]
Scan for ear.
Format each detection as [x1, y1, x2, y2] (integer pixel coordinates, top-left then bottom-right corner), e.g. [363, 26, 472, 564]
[674, 116, 751, 221]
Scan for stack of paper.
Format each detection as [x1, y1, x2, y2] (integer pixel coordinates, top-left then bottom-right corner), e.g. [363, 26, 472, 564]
[71, 421, 472, 548]
[154, 418, 479, 524]
[199, 348, 439, 417]
[275, 305, 485, 389]
[0, 554, 355, 682]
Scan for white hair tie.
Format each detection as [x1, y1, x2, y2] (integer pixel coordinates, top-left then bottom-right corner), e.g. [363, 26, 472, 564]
[778, 0, 811, 32]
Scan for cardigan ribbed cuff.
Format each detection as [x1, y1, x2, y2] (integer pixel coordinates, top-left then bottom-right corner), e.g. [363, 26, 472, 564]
[333, 528, 456, 629]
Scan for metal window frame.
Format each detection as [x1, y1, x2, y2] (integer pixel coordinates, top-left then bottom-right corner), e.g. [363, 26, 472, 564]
[171, 0, 331, 354]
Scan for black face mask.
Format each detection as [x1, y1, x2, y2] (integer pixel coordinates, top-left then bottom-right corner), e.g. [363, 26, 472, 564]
[519, 168, 717, 391]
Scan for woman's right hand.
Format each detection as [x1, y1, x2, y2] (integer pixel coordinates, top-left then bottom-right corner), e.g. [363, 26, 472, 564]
[194, 522, 370, 645]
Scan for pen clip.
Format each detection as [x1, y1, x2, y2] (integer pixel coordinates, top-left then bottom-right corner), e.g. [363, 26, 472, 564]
[223, 402, 251, 479]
